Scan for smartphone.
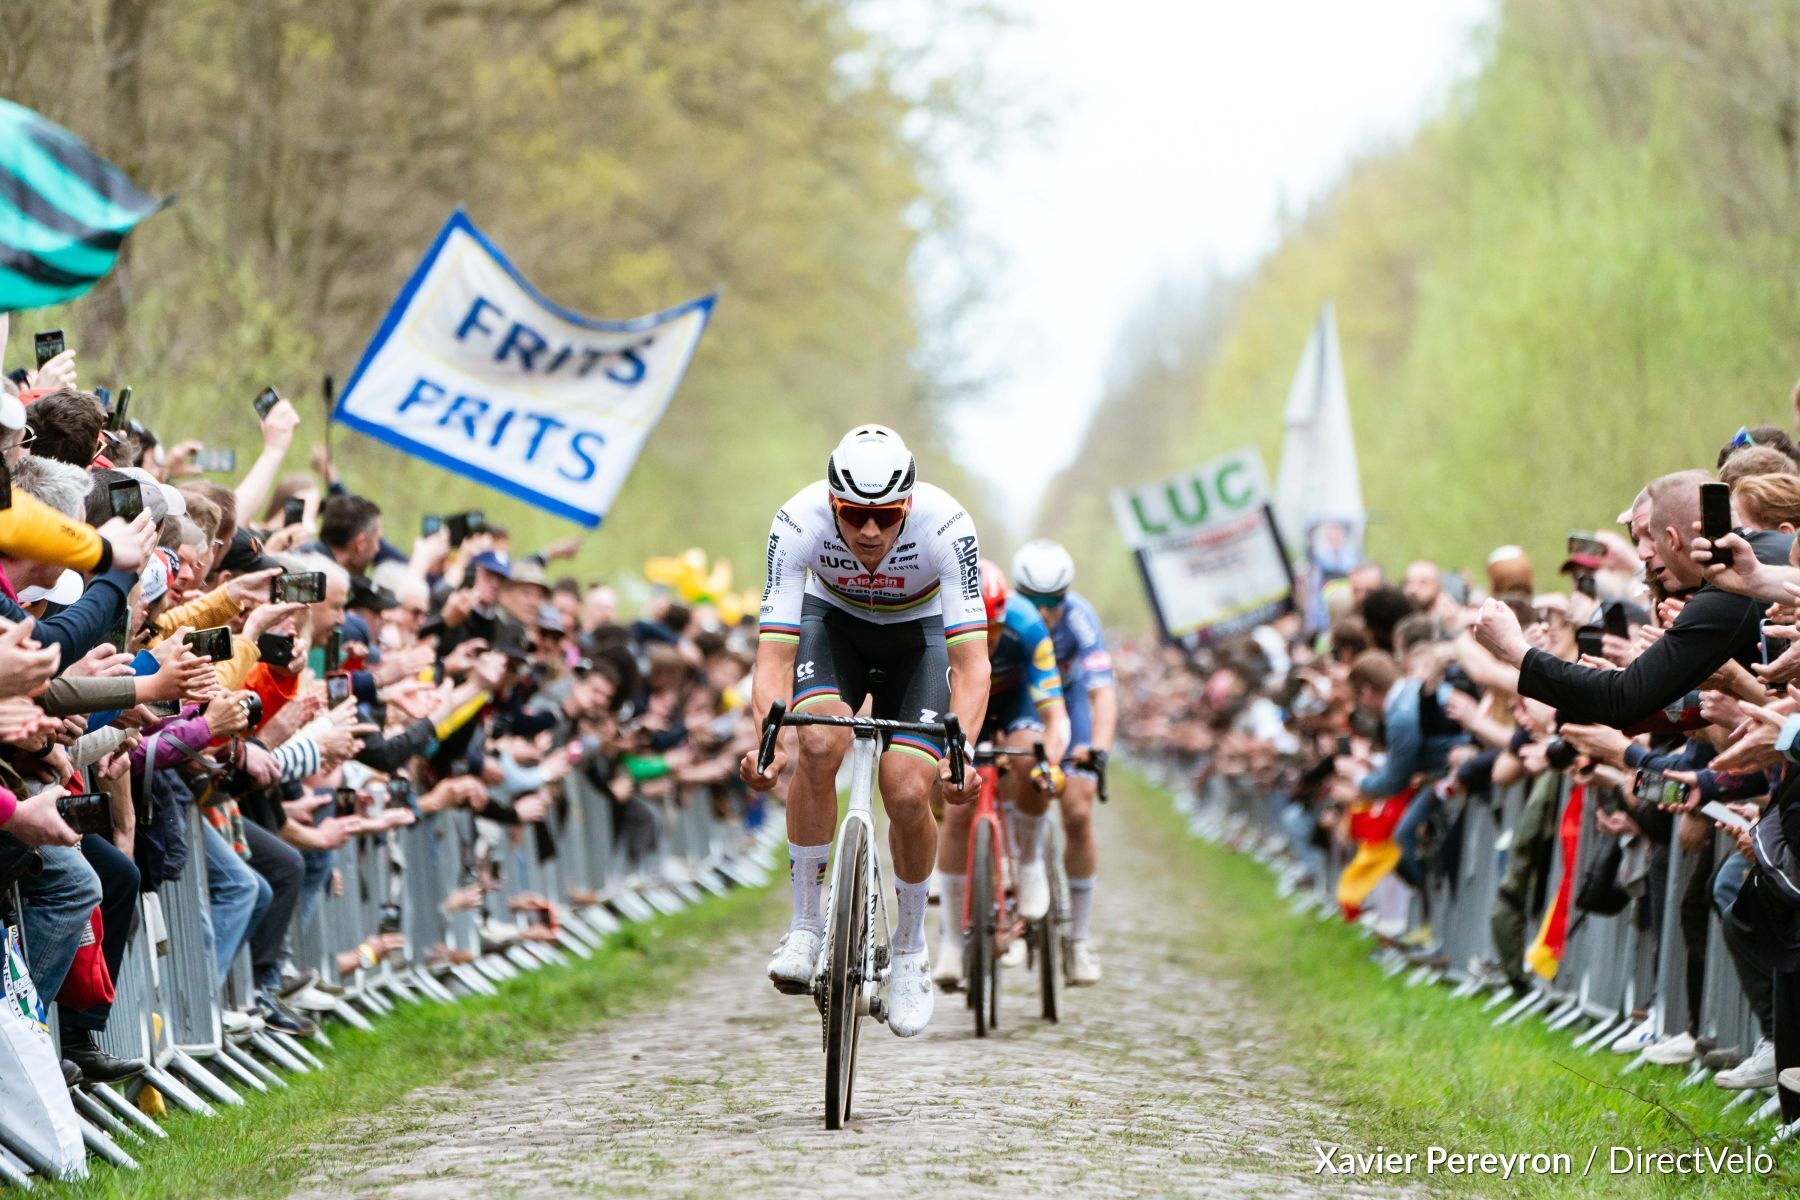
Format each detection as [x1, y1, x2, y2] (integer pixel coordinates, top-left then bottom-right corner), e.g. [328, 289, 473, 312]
[326, 672, 351, 706]
[253, 387, 281, 421]
[1575, 627, 1605, 659]
[333, 786, 358, 818]
[0, 458, 11, 512]
[466, 510, 487, 536]
[1602, 602, 1629, 640]
[1661, 779, 1687, 808]
[1761, 620, 1773, 666]
[188, 625, 234, 662]
[194, 447, 237, 473]
[56, 792, 112, 837]
[1700, 480, 1734, 566]
[33, 330, 65, 371]
[1334, 735, 1352, 757]
[93, 385, 110, 410]
[446, 512, 472, 547]
[107, 479, 144, 522]
[1702, 800, 1753, 832]
[1566, 532, 1607, 560]
[281, 496, 306, 528]
[243, 692, 263, 729]
[105, 386, 131, 434]
[387, 778, 412, 809]
[421, 514, 443, 538]
[273, 570, 326, 604]
[256, 632, 295, 666]
[323, 628, 341, 674]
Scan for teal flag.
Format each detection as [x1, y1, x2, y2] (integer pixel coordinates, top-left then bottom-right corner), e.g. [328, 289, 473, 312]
[0, 99, 163, 312]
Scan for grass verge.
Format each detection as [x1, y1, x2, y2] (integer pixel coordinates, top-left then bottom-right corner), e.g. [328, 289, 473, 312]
[1125, 767, 1799, 1198]
[47, 872, 782, 1200]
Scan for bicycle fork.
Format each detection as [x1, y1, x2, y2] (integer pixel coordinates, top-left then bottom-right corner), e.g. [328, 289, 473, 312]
[815, 732, 891, 1030]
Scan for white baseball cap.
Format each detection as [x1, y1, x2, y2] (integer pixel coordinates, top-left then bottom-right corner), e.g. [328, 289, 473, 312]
[18, 569, 82, 607]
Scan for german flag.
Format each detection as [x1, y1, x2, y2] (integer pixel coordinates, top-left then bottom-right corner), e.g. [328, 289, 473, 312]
[0, 99, 163, 312]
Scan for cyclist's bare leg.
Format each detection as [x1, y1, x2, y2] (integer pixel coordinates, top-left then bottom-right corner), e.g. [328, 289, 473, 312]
[781, 702, 852, 939]
[878, 749, 940, 953]
[787, 702, 853, 847]
[1059, 768, 1097, 878]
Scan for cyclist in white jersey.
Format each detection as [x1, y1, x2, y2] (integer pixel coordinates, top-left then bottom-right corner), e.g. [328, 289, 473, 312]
[739, 425, 989, 1038]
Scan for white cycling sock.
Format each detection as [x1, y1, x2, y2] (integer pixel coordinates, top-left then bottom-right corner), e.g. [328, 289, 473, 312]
[1068, 875, 1096, 942]
[893, 877, 930, 954]
[788, 842, 831, 935]
[937, 873, 967, 946]
[1011, 810, 1045, 864]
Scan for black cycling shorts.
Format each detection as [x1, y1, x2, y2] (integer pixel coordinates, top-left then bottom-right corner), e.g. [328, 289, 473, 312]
[792, 595, 951, 764]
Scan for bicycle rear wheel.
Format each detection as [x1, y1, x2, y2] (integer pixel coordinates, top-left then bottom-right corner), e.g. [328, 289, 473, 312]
[1038, 837, 1064, 1023]
[971, 819, 995, 1038]
[824, 822, 868, 1129]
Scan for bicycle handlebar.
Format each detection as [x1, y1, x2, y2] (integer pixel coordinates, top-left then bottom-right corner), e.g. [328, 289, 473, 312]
[754, 701, 967, 792]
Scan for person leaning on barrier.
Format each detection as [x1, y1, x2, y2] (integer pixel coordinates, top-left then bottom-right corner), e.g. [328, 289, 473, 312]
[1476, 470, 1791, 729]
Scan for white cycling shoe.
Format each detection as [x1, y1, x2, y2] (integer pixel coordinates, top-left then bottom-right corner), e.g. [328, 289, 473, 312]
[932, 932, 964, 991]
[767, 928, 822, 995]
[1067, 939, 1102, 986]
[1016, 861, 1050, 921]
[886, 949, 935, 1037]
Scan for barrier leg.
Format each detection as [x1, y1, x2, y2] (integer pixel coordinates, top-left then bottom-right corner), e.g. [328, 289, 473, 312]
[90, 1083, 168, 1140]
[248, 1029, 307, 1074]
[204, 1044, 269, 1094]
[0, 1148, 33, 1189]
[77, 1116, 138, 1171]
[139, 1063, 214, 1116]
[270, 1030, 325, 1071]
[168, 1049, 244, 1107]
[69, 1088, 139, 1144]
[219, 1041, 286, 1090]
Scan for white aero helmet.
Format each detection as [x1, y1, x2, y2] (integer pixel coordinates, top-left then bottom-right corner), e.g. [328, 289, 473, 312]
[1012, 538, 1076, 599]
[826, 424, 916, 504]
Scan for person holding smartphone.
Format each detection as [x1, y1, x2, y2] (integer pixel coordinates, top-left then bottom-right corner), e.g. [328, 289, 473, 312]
[1477, 470, 1794, 730]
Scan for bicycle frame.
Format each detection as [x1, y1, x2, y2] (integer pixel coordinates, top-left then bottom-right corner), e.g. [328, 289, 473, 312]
[963, 760, 1019, 954]
[818, 730, 890, 1019]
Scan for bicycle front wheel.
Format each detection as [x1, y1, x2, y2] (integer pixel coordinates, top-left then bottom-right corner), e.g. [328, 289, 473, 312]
[824, 821, 868, 1129]
[971, 818, 995, 1038]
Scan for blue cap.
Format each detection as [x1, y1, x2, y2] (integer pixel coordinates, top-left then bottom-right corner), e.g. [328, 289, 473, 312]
[469, 550, 511, 579]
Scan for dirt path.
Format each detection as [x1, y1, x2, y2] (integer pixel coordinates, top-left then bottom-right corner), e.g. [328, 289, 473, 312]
[292, 788, 1413, 1198]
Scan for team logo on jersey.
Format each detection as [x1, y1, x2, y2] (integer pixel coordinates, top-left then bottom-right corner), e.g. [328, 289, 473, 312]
[836, 572, 905, 590]
[1033, 640, 1056, 672]
[762, 534, 780, 601]
[936, 510, 966, 536]
[776, 509, 803, 534]
[953, 534, 979, 599]
[820, 555, 862, 571]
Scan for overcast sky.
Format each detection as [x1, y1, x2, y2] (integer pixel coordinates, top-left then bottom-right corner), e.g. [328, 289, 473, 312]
[897, 0, 1493, 525]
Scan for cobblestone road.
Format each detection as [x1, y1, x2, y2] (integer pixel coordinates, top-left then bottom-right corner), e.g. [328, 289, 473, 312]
[293, 789, 1416, 1199]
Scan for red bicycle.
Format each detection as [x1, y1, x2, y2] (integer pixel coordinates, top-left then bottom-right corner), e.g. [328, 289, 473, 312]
[960, 739, 1053, 1037]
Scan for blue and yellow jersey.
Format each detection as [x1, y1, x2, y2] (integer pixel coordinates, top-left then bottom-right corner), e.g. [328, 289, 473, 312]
[988, 593, 1063, 711]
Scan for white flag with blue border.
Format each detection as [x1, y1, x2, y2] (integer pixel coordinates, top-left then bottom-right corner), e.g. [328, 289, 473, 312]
[332, 210, 714, 527]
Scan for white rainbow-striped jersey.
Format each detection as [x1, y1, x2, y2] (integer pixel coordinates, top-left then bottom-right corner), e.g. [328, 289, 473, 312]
[757, 481, 986, 649]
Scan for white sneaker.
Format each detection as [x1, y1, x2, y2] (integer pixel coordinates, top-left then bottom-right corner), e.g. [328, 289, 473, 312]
[767, 928, 822, 995]
[1016, 861, 1049, 921]
[1779, 1066, 1800, 1094]
[886, 949, 935, 1037]
[288, 984, 339, 1014]
[1067, 939, 1101, 986]
[1609, 1016, 1656, 1054]
[1716, 1038, 1777, 1089]
[1643, 1031, 1698, 1066]
[220, 1009, 252, 1035]
[1001, 938, 1027, 968]
[932, 931, 964, 991]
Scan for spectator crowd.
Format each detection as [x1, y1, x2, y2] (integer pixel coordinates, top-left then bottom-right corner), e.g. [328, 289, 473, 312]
[0, 332, 761, 1111]
[1118, 403, 1800, 1127]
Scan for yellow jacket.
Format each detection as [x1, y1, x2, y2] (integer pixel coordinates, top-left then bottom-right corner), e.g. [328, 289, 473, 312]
[0, 492, 105, 573]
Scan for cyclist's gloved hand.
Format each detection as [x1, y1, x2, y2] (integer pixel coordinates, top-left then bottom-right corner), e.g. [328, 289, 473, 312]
[1089, 748, 1108, 776]
[938, 741, 981, 805]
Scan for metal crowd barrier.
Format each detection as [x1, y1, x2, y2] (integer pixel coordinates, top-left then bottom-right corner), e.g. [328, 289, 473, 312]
[2, 765, 780, 1187]
[1144, 753, 1789, 1137]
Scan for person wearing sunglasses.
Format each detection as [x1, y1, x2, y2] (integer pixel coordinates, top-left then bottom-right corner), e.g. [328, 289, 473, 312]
[1012, 538, 1117, 987]
[738, 423, 990, 1039]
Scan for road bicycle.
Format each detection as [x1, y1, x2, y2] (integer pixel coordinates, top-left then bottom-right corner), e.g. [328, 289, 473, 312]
[961, 740, 1059, 1036]
[755, 700, 963, 1130]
